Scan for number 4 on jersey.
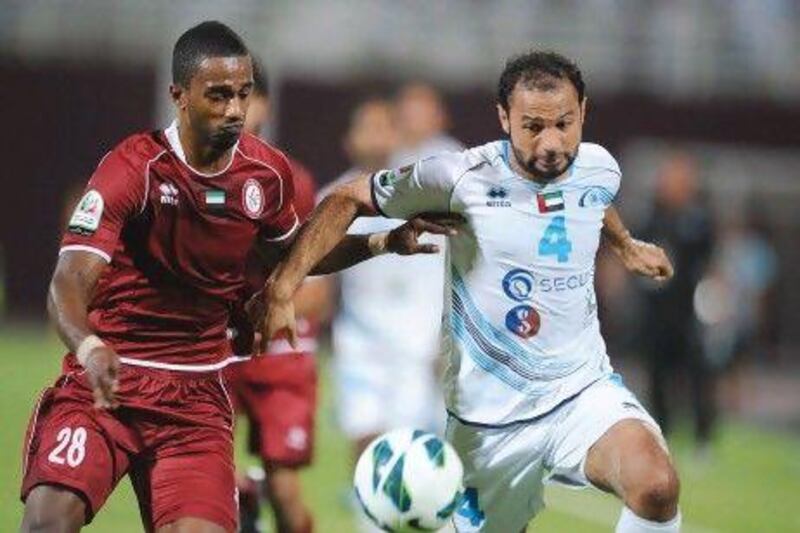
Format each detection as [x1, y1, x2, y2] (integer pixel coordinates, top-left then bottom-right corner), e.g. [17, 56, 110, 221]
[538, 215, 572, 263]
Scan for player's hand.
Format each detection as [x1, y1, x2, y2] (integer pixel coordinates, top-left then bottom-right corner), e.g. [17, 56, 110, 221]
[84, 345, 120, 410]
[387, 213, 465, 255]
[247, 286, 298, 354]
[614, 238, 674, 282]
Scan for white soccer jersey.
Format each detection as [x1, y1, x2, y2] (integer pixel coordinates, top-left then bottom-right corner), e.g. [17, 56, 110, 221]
[372, 141, 621, 425]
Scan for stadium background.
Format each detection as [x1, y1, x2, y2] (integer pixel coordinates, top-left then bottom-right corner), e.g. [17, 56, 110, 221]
[0, 1, 798, 531]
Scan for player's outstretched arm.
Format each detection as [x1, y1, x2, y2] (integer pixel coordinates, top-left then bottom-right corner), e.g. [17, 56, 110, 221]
[602, 206, 674, 281]
[49, 251, 120, 409]
[251, 174, 459, 352]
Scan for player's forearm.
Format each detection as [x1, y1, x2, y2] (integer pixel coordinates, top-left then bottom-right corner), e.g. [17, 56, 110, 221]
[48, 267, 96, 353]
[602, 206, 634, 251]
[268, 193, 364, 302]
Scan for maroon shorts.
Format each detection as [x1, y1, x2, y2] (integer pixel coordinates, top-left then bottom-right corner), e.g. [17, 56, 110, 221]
[21, 356, 237, 531]
[224, 353, 317, 467]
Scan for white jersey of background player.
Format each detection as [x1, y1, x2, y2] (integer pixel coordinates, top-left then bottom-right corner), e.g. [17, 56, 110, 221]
[263, 52, 681, 533]
[330, 88, 463, 446]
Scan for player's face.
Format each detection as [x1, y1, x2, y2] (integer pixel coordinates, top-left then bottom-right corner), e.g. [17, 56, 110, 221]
[497, 79, 585, 182]
[173, 55, 254, 151]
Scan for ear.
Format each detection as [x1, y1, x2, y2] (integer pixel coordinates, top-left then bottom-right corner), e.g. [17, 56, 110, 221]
[169, 84, 187, 110]
[496, 103, 510, 136]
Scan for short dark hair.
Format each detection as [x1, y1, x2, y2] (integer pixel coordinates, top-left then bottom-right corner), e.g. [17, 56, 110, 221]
[252, 58, 269, 97]
[172, 21, 249, 87]
[497, 51, 585, 111]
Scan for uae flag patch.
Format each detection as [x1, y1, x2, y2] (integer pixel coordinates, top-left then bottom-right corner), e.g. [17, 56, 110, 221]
[536, 191, 565, 213]
[205, 189, 226, 210]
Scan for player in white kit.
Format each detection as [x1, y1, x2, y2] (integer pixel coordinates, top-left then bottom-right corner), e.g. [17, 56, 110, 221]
[258, 51, 681, 532]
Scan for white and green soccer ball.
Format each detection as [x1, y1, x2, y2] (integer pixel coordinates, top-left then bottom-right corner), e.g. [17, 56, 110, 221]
[354, 428, 464, 532]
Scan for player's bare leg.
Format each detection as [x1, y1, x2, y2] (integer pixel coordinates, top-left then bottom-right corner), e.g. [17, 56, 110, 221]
[264, 465, 313, 533]
[155, 517, 228, 533]
[585, 419, 681, 531]
[21, 485, 86, 533]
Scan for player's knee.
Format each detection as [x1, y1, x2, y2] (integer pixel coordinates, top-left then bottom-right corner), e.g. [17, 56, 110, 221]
[22, 486, 86, 532]
[628, 464, 680, 521]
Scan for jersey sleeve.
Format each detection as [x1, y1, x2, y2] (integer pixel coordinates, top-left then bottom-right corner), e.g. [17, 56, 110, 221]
[61, 143, 147, 262]
[260, 157, 300, 243]
[370, 152, 463, 219]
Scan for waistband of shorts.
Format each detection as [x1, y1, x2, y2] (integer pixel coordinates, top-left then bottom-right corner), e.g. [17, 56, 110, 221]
[65, 353, 247, 381]
[118, 356, 249, 377]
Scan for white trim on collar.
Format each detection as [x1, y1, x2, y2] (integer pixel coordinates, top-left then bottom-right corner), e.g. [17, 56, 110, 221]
[164, 120, 239, 178]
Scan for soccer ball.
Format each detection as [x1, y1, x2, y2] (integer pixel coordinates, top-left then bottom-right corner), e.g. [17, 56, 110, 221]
[354, 428, 464, 532]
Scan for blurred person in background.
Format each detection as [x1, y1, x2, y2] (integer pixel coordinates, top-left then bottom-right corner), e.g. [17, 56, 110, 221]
[391, 81, 464, 166]
[225, 60, 333, 533]
[322, 96, 453, 532]
[640, 151, 716, 452]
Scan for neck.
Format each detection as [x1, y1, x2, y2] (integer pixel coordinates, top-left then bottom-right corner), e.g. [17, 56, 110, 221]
[177, 122, 234, 174]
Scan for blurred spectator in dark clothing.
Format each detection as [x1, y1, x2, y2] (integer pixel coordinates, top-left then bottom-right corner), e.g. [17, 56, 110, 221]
[640, 152, 716, 450]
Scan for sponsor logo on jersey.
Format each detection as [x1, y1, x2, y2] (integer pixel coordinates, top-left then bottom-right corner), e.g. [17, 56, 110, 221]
[578, 186, 614, 208]
[159, 182, 179, 206]
[486, 185, 511, 207]
[536, 190, 564, 213]
[504, 304, 541, 338]
[242, 178, 264, 218]
[502, 268, 535, 301]
[501, 267, 593, 300]
[68, 189, 104, 235]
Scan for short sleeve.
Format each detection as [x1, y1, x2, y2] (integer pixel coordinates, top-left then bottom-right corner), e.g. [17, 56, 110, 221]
[61, 144, 147, 262]
[575, 143, 622, 207]
[260, 160, 299, 243]
[370, 153, 462, 219]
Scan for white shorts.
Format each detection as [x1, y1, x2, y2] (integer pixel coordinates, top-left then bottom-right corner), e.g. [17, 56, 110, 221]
[446, 374, 660, 533]
[334, 348, 445, 439]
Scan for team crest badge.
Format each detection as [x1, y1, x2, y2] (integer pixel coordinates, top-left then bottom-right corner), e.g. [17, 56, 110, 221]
[242, 179, 264, 218]
[68, 189, 104, 235]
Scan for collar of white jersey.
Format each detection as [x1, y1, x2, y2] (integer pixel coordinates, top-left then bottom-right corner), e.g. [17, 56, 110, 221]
[164, 120, 239, 178]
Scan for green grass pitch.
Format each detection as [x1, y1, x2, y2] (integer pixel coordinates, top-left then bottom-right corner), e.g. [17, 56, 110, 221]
[1, 330, 798, 531]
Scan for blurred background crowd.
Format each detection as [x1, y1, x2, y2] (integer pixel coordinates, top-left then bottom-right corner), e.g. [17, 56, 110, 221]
[1, 1, 799, 531]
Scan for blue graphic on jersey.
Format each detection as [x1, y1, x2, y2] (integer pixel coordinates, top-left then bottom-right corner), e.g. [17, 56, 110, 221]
[502, 268, 535, 302]
[538, 215, 572, 263]
[451, 269, 576, 389]
[487, 185, 508, 199]
[579, 186, 615, 208]
[456, 488, 486, 528]
[505, 305, 541, 339]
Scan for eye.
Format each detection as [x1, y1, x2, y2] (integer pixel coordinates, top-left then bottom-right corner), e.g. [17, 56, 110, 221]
[524, 124, 543, 135]
[556, 121, 568, 131]
[207, 93, 226, 103]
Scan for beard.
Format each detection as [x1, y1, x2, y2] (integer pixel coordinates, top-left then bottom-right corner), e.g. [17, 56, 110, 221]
[512, 143, 578, 182]
[209, 124, 243, 151]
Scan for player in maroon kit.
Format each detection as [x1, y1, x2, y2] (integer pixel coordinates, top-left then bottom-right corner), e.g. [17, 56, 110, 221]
[19, 21, 455, 533]
[225, 61, 332, 533]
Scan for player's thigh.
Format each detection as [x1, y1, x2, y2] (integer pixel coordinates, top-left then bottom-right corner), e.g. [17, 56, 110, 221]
[136, 426, 237, 533]
[584, 419, 677, 501]
[446, 417, 547, 533]
[546, 374, 669, 492]
[21, 387, 131, 524]
[21, 484, 86, 532]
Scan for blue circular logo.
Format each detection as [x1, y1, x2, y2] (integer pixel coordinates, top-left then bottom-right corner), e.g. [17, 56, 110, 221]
[502, 269, 535, 302]
[505, 305, 541, 339]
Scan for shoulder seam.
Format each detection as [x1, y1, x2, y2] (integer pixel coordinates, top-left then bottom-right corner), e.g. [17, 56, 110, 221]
[448, 159, 487, 212]
[236, 146, 288, 214]
[142, 150, 168, 214]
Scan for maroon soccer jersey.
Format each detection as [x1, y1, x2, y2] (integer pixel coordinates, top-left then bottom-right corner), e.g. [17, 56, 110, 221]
[61, 122, 298, 366]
